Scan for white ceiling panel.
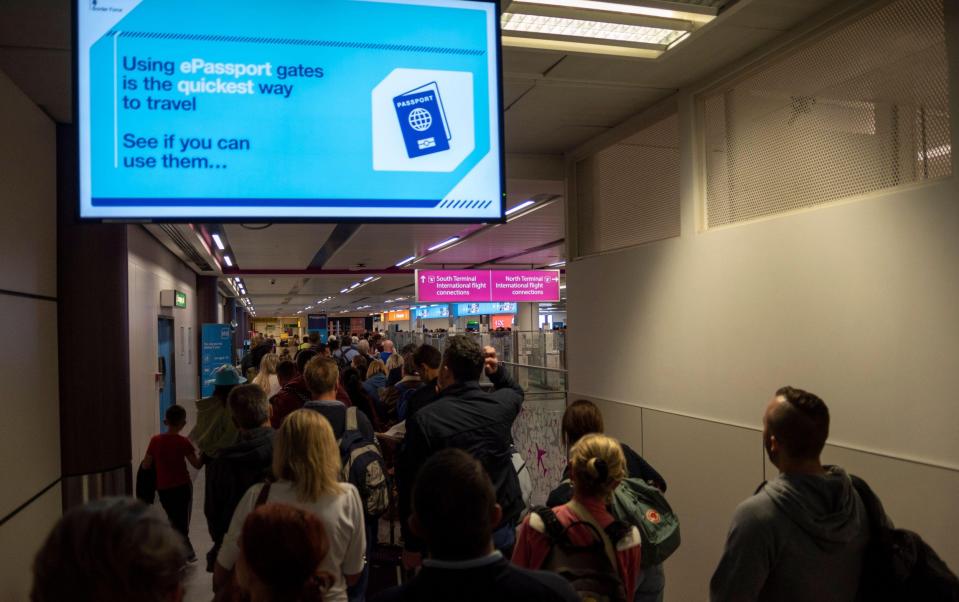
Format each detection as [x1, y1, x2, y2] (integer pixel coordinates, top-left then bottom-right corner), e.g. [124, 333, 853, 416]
[426, 200, 565, 264]
[323, 223, 482, 270]
[504, 77, 536, 107]
[224, 224, 335, 269]
[507, 123, 611, 155]
[495, 242, 567, 267]
[503, 46, 566, 76]
[509, 82, 668, 126]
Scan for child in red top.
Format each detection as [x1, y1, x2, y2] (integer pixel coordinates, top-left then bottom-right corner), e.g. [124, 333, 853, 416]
[513, 434, 642, 600]
[142, 404, 202, 561]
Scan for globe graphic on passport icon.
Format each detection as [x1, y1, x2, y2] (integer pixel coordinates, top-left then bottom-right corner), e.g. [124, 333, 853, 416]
[408, 107, 433, 132]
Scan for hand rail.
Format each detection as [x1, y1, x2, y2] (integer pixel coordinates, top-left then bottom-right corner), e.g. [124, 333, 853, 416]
[499, 360, 568, 374]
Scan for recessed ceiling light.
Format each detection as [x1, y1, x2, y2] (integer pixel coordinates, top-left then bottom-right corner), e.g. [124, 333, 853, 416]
[427, 237, 460, 252]
[505, 199, 536, 215]
[223, 255, 233, 267]
[502, 12, 685, 46]
[503, 35, 662, 57]
[666, 30, 690, 50]
[510, 0, 715, 23]
[396, 255, 417, 267]
[211, 234, 225, 250]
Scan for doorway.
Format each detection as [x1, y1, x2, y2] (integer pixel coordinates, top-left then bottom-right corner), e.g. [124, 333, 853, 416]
[157, 316, 176, 430]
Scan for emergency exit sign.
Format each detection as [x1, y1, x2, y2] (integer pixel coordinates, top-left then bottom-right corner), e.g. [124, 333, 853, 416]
[175, 291, 187, 308]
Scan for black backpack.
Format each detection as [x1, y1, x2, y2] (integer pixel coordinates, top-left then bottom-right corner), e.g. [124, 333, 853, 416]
[852, 476, 959, 602]
[338, 407, 390, 518]
[335, 347, 354, 371]
[531, 504, 630, 602]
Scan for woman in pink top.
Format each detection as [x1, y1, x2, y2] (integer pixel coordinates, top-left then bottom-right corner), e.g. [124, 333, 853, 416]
[513, 434, 642, 600]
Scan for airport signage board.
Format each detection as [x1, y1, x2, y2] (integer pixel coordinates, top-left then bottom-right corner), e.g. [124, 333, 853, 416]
[201, 323, 232, 397]
[412, 305, 451, 319]
[307, 314, 328, 342]
[76, 0, 503, 222]
[415, 269, 560, 303]
[453, 302, 517, 316]
[386, 310, 410, 321]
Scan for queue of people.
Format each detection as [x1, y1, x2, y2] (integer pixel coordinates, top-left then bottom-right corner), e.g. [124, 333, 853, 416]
[27, 332, 959, 602]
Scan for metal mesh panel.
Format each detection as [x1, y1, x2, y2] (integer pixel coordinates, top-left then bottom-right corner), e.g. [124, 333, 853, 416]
[576, 114, 681, 257]
[702, 0, 951, 229]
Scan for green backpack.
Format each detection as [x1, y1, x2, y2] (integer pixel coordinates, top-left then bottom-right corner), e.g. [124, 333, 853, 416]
[610, 478, 681, 567]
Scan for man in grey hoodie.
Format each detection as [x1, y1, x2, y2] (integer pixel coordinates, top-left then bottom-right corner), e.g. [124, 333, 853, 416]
[710, 386, 869, 602]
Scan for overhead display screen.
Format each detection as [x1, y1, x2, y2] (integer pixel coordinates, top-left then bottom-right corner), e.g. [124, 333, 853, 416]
[453, 302, 517, 316]
[412, 305, 451, 319]
[76, 0, 503, 221]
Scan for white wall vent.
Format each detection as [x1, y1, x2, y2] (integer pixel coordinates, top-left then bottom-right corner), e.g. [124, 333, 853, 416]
[575, 113, 681, 257]
[702, 0, 951, 229]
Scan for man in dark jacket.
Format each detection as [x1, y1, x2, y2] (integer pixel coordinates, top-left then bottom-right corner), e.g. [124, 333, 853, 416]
[399, 336, 525, 569]
[374, 449, 577, 602]
[404, 344, 442, 423]
[204, 384, 274, 572]
[710, 386, 869, 602]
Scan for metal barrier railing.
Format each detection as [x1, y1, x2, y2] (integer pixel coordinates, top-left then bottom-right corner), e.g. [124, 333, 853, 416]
[388, 332, 568, 505]
[390, 330, 567, 385]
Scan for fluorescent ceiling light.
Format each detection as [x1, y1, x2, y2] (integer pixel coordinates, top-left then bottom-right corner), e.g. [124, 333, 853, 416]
[223, 255, 233, 267]
[548, 261, 566, 267]
[211, 234, 225, 250]
[560, 284, 567, 289]
[363, 276, 375, 282]
[340, 288, 349, 293]
[503, 12, 685, 46]
[506, 199, 536, 215]
[349, 282, 361, 289]
[511, 0, 715, 24]
[666, 30, 690, 50]
[396, 255, 417, 267]
[428, 237, 460, 251]
[502, 35, 661, 57]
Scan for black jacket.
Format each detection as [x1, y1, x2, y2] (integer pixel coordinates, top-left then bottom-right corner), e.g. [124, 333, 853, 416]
[399, 368, 524, 552]
[372, 555, 578, 602]
[405, 378, 439, 423]
[545, 443, 667, 507]
[204, 427, 274, 544]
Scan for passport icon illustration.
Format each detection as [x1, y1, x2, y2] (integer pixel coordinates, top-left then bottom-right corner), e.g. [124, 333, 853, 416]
[393, 82, 451, 159]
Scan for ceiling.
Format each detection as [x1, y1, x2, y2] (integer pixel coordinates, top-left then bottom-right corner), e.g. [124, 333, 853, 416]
[0, 0, 846, 317]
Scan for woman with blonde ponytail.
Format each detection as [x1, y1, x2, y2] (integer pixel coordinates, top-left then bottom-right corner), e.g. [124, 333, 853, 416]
[513, 434, 643, 600]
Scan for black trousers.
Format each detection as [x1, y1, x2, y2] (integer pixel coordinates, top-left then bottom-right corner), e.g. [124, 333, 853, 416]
[158, 482, 194, 554]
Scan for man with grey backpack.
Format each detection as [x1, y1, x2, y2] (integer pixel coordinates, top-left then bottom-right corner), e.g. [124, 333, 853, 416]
[301, 355, 389, 602]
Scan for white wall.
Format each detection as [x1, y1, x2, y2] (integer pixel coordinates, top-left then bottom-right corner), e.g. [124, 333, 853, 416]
[566, 6, 959, 601]
[128, 226, 198, 466]
[0, 69, 60, 601]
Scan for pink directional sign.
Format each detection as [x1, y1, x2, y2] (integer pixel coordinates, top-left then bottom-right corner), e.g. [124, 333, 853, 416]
[491, 270, 561, 301]
[416, 270, 561, 303]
